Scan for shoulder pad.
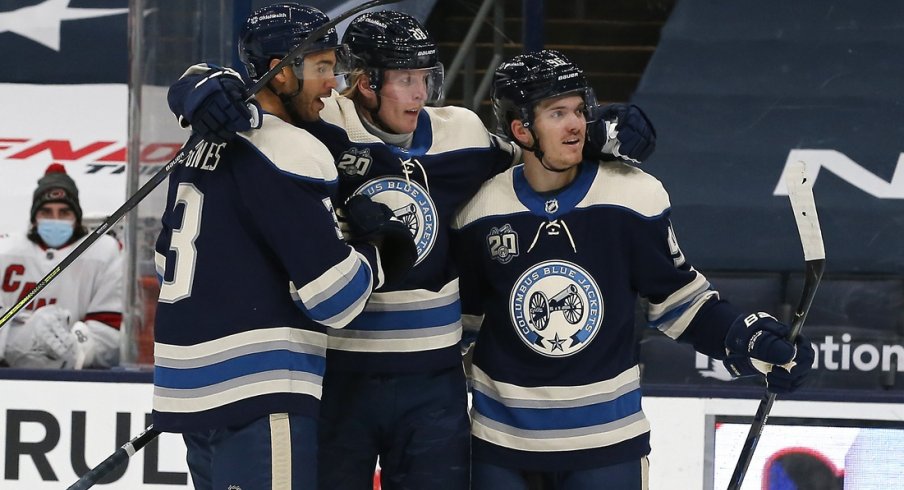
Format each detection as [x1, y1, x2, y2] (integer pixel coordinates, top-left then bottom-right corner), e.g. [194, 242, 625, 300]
[239, 114, 338, 182]
[424, 106, 491, 153]
[585, 161, 670, 217]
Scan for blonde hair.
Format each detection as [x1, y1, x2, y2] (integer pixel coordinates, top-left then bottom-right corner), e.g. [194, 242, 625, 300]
[341, 68, 369, 102]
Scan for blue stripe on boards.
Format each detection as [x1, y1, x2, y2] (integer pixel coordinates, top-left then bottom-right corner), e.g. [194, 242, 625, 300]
[472, 388, 642, 431]
[154, 349, 325, 389]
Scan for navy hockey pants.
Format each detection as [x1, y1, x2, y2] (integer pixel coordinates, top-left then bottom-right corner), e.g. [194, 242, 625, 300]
[472, 457, 649, 490]
[183, 413, 318, 490]
[318, 366, 471, 490]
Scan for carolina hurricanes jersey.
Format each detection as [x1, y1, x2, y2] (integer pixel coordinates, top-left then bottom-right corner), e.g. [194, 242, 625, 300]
[0, 232, 122, 367]
[152, 114, 383, 432]
[451, 161, 736, 471]
[299, 93, 513, 373]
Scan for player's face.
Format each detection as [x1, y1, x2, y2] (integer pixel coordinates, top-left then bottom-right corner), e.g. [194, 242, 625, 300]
[290, 49, 343, 122]
[374, 68, 435, 134]
[35, 203, 76, 223]
[532, 94, 586, 169]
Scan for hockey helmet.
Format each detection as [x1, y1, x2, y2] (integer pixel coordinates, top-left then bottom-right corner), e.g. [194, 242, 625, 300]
[492, 50, 596, 140]
[343, 10, 444, 102]
[239, 3, 348, 81]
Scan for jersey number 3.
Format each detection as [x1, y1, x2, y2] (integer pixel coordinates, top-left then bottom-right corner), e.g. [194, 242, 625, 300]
[158, 183, 204, 303]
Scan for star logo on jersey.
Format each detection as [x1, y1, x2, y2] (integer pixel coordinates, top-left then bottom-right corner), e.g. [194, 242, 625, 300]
[355, 176, 437, 266]
[0, 0, 129, 51]
[487, 224, 519, 264]
[509, 260, 603, 357]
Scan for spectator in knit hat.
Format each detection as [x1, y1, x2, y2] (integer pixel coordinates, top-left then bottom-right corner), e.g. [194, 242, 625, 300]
[0, 163, 123, 369]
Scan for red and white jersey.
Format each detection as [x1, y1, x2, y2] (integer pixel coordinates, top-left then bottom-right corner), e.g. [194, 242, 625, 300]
[0, 232, 123, 367]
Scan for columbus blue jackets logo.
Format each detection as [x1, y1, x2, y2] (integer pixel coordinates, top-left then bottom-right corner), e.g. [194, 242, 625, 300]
[355, 177, 437, 265]
[487, 224, 519, 264]
[509, 260, 603, 357]
[337, 147, 373, 177]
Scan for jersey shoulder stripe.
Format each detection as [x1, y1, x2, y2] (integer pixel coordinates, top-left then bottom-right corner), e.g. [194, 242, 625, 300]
[452, 167, 526, 230]
[578, 161, 670, 218]
[423, 105, 491, 154]
[238, 114, 338, 183]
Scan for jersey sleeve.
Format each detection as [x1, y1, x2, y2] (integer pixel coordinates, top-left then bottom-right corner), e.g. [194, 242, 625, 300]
[627, 188, 741, 359]
[234, 126, 381, 329]
[450, 222, 487, 354]
[81, 236, 124, 368]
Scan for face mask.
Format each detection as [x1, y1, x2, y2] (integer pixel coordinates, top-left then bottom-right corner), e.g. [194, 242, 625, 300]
[37, 219, 74, 248]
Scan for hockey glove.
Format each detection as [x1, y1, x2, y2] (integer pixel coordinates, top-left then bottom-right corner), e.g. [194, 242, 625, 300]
[174, 67, 262, 144]
[344, 194, 417, 290]
[585, 103, 656, 164]
[4, 305, 84, 369]
[723, 312, 815, 394]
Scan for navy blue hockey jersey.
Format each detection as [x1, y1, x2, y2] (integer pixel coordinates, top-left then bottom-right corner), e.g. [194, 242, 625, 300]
[152, 114, 382, 432]
[451, 160, 730, 471]
[301, 93, 513, 373]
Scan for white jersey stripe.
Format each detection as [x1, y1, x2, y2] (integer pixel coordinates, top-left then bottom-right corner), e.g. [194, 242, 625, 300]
[154, 375, 322, 413]
[327, 324, 462, 353]
[154, 327, 327, 361]
[471, 365, 641, 403]
[472, 411, 650, 452]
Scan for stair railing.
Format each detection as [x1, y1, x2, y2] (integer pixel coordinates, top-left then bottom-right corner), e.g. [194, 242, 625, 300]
[438, 0, 506, 110]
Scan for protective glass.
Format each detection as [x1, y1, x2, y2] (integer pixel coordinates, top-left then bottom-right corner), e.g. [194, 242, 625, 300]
[292, 44, 353, 80]
[378, 64, 445, 104]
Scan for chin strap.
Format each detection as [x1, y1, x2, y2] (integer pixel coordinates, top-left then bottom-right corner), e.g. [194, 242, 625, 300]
[272, 77, 308, 126]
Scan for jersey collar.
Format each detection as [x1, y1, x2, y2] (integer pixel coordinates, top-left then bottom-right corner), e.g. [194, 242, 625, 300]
[513, 161, 596, 220]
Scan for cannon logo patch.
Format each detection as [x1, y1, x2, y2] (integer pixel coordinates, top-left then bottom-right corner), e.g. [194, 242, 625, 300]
[509, 260, 603, 357]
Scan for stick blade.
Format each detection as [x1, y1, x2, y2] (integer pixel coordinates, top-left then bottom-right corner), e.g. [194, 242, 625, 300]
[784, 160, 826, 262]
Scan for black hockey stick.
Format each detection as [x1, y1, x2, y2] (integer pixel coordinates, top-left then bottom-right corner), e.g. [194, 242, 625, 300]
[0, 0, 399, 332]
[66, 425, 160, 490]
[726, 160, 826, 490]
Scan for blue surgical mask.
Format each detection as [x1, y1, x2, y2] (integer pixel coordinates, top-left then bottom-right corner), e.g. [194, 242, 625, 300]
[36, 219, 75, 248]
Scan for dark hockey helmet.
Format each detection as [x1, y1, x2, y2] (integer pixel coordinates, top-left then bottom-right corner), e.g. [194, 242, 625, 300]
[342, 10, 442, 96]
[492, 50, 596, 140]
[239, 3, 342, 80]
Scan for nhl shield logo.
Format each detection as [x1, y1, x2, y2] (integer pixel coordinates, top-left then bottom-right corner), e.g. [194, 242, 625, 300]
[487, 224, 519, 264]
[355, 177, 437, 265]
[509, 260, 603, 357]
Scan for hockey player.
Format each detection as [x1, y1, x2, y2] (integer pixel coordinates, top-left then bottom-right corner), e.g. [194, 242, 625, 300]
[451, 50, 816, 489]
[165, 8, 656, 489]
[152, 4, 415, 489]
[0, 163, 122, 369]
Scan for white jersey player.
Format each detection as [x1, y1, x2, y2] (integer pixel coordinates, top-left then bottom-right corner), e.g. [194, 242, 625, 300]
[0, 163, 122, 369]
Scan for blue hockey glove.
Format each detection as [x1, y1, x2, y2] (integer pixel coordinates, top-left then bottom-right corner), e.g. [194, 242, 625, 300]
[585, 103, 656, 164]
[172, 67, 261, 144]
[344, 195, 417, 289]
[723, 312, 815, 394]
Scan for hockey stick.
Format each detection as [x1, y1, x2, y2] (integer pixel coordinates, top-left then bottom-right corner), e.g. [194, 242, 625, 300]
[0, 0, 399, 332]
[725, 160, 826, 490]
[66, 425, 160, 490]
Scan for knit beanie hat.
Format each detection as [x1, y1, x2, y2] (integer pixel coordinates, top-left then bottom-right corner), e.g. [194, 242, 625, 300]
[30, 163, 82, 223]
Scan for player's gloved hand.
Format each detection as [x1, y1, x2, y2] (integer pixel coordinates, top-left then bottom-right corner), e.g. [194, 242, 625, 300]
[4, 305, 85, 369]
[173, 67, 262, 144]
[343, 194, 417, 289]
[584, 103, 656, 164]
[723, 312, 815, 394]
